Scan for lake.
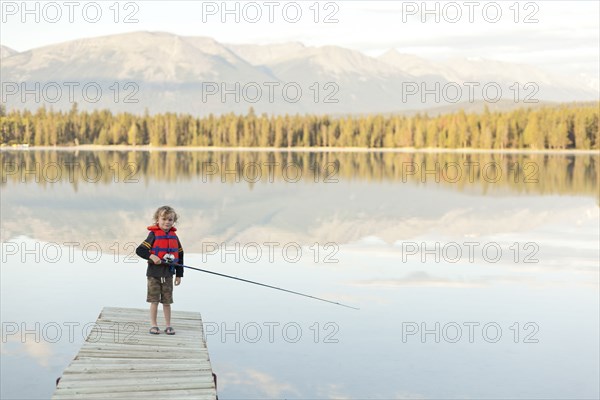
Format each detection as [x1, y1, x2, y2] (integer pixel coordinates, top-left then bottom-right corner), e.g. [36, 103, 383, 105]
[1, 149, 598, 399]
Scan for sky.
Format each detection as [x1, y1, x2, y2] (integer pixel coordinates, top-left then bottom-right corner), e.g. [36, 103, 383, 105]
[1, 0, 599, 83]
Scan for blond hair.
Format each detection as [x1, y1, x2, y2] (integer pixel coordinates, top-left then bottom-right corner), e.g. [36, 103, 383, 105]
[153, 205, 179, 223]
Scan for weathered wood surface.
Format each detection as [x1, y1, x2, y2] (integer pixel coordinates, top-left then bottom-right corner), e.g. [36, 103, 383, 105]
[52, 307, 217, 400]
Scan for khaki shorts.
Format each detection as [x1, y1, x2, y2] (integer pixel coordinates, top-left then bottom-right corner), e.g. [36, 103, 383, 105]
[147, 276, 174, 304]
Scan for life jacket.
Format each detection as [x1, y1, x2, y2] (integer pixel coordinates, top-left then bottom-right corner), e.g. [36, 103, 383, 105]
[147, 225, 180, 264]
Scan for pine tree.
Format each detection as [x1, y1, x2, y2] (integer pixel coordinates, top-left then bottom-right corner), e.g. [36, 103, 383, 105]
[523, 112, 543, 149]
[127, 122, 139, 146]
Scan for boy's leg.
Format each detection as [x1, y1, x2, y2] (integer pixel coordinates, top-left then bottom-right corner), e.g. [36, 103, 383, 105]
[161, 277, 174, 331]
[150, 302, 159, 327]
[163, 304, 171, 327]
[147, 277, 161, 329]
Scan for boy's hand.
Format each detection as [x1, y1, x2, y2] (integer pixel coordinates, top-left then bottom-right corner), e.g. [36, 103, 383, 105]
[149, 254, 161, 264]
[175, 277, 181, 286]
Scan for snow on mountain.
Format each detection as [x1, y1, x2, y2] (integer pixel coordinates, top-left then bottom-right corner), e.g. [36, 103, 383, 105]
[226, 42, 307, 66]
[378, 49, 460, 81]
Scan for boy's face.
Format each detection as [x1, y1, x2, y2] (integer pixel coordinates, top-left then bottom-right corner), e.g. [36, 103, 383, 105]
[158, 213, 175, 231]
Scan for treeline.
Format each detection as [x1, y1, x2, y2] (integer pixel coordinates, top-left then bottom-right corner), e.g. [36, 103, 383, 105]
[0, 103, 598, 149]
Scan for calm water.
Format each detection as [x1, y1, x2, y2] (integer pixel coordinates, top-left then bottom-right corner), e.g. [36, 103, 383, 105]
[1, 150, 599, 399]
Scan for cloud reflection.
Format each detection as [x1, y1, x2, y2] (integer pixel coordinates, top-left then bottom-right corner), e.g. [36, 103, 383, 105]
[1, 336, 54, 368]
[220, 368, 299, 398]
[350, 271, 485, 288]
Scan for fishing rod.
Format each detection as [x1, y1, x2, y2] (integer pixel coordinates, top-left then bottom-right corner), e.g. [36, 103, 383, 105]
[162, 254, 359, 310]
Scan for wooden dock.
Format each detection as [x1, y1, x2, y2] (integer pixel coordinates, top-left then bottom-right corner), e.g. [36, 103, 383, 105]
[52, 307, 217, 399]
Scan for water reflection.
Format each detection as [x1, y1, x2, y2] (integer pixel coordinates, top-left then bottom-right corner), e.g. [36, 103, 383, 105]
[1, 150, 598, 399]
[1, 150, 599, 252]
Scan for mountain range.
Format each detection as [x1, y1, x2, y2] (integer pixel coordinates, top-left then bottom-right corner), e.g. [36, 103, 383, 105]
[1, 31, 597, 116]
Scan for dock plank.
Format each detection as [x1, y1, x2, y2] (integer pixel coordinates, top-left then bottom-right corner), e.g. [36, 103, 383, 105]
[53, 307, 217, 399]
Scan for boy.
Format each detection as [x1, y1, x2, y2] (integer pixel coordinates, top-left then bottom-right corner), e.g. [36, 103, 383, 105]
[136, 206, 184, 335]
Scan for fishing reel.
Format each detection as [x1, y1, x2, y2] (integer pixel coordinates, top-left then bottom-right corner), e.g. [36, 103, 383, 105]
[162, 253, 175, 264]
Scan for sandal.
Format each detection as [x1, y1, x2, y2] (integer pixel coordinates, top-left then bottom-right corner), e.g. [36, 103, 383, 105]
[164, 326, 176, 335]
[149, 326, 160, 335]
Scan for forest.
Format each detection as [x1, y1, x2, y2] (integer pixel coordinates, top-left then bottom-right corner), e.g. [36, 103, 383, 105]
[0, 103, 598, 149]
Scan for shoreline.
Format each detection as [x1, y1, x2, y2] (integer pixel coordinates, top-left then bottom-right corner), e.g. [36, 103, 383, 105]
[1, 145, 599, 155]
